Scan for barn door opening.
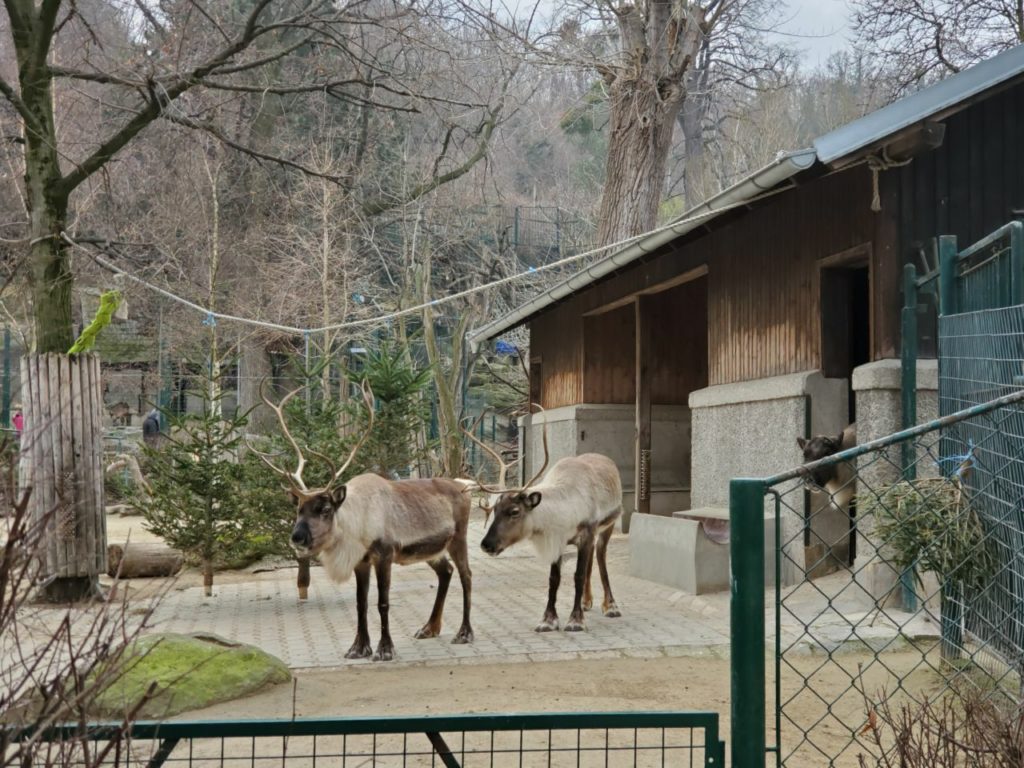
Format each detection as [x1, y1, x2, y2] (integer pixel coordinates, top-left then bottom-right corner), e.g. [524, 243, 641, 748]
[819, 253, 870, 566]
[820, 262, 870, 422]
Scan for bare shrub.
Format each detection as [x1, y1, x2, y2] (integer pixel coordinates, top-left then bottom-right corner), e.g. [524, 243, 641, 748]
[1, 436, 162, 766]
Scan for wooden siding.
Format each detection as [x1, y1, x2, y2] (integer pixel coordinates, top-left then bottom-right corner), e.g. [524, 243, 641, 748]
[583, 303, 635, 404]
[649, 278, 708, 402]
[705, 169, 875, 385]
[882, 78, 1024, 356]
[530, 299, 583, 408]
[526, 76, 1024, 399]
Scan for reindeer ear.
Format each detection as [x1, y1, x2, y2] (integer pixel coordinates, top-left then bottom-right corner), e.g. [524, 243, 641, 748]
[526, 491, 542, 509]
[797, 437, 807, 450]
[836, 431, 846, 447]
[331, 486, 347, 507]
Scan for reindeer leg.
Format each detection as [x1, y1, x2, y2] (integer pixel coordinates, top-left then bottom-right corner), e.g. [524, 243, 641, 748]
[450, 534, 474, 644]
[583, 546, 595, 611]
[373, 551, 396, 661]
[345, 560, 373, 659]
[597, 524, 621, 618]
[536, 560, 561, 632]
[415, 557, 453, 639]
[565, 530, 594, 632]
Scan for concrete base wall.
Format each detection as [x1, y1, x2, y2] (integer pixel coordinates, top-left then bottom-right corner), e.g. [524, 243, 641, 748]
[852, 358, 939, 609]
[628, 510, 775, 594]
[688, 371, 848, 585]
[518, 404, 693, 530]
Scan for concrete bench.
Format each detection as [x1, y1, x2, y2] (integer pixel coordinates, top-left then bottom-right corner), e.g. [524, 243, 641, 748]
[628, 508, 775, 595]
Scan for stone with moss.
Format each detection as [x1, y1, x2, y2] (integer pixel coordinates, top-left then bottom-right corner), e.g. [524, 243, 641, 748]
[92, 633, 290, 718]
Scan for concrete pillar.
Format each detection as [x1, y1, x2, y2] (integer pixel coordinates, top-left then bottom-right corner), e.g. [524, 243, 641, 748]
[851, 358, 939, 607]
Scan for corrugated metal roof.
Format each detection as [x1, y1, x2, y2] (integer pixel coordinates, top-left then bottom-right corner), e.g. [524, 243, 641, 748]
[814, 43, 1024, 164]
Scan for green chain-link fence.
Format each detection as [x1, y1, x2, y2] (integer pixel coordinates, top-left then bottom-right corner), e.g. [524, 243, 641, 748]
[731, 386, 1024, 768]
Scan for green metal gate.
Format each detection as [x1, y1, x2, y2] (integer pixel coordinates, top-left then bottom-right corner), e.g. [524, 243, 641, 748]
[10, 711, 726, 767]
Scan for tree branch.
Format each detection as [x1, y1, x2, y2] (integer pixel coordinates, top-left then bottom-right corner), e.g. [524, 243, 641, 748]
[0, 76, 33, 127]
[360, 69, 515, 218]
[161, 112, 346, 182]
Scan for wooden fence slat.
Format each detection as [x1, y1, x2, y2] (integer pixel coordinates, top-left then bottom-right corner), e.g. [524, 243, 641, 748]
[23, 353, 106, 588]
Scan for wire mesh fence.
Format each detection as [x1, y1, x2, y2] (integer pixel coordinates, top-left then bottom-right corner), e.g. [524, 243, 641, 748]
[11, 712, 725, 768]
[751, 387, 1024, 767]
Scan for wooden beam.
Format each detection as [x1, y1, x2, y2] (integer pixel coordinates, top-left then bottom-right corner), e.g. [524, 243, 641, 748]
[583, 265, 709, 317]
[634, 297, 652, 517]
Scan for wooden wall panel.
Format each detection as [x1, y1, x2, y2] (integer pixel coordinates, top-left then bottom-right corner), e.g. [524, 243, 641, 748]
[706, 168, 875, 385]
[583, 304, 635, 404]
[649, 278, 708, 403]
[529, 299, 582, 408]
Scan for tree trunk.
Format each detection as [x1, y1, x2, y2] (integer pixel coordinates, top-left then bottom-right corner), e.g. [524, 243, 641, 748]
[240, 338, 274, 432]
[21, 354, 106, 601]
[107, 542, 184, 578]
[596, 77, 682, 247]
[202, 558, 214, 597]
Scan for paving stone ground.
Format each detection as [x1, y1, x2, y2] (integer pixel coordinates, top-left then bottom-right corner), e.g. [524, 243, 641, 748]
[149, 520, 734, 669]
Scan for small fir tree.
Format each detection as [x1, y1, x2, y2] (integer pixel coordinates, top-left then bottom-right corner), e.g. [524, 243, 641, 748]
[140, 368, 250, 596]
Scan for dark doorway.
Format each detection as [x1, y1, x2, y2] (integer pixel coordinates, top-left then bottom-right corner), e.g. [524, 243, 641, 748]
[820, 263, 871, 423]
[819, 257, 870, 566]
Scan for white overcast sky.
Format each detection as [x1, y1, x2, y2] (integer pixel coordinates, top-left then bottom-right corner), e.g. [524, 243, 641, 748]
[773, 0, 852, 66]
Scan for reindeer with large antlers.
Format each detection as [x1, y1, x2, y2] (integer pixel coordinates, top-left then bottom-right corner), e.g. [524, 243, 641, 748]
[469, 411, 624, 633]
[252, 381, 474, 661]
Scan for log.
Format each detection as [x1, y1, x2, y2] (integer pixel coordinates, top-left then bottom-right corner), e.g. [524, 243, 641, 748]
[107, 542, 184, 578]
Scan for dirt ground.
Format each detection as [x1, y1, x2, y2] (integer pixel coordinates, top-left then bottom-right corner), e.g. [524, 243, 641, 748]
[177, 650, 935, 768]
[103, 511, 934, 766]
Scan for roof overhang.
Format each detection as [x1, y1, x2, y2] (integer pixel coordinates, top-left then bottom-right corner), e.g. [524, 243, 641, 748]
[468, 147, 818, 349]
[814, 44, 1024, 167]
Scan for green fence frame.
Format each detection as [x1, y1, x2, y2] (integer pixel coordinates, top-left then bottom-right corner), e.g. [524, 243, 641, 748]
[11, 711, 726, 768]
[729, 387, 1024, 767]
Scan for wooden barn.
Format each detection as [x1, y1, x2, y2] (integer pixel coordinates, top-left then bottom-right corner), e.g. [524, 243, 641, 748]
[469, 44, 1024, 586]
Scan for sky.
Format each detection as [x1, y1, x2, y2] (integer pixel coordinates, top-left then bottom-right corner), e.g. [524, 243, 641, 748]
[772, 0, 852, 67]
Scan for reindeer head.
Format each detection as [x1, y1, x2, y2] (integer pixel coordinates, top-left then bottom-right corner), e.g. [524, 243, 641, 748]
[475, 405, 548, 557]
[480, 490, 542, 555]
[797, 431, 845, 489]
[249, 380, 374, 557]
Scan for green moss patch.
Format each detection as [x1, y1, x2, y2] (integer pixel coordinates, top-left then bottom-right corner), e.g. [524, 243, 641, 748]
[93, 633, 290, 719]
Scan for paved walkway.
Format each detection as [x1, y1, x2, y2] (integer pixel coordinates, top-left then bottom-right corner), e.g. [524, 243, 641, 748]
[148, 520, 733, 669]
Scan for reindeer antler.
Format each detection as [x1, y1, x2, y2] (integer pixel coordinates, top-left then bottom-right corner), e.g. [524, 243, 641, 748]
[248, 380, 309, 492]
[313, 379, 375, 493]
[462, 403, 548, 497]
[249, 378, 375, 497]
[460, 409, 521, 497]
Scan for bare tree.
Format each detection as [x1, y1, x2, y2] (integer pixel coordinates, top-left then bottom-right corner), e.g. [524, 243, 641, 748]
[852, 0, 1024, 94]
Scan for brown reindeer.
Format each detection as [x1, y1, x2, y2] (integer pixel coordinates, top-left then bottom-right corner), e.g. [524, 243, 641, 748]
[473, 418, 624, 633]
[252, 382, 474, 661]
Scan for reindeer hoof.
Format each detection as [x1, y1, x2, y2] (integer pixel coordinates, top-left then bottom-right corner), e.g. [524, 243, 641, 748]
[345, 642, 373, 659]
[583, 599, 593, 612]
[373, 643, 396, 662]
[452, 627, 474, 644]
[564, 618, 586, 632]
[603, 604, 622, 618]
[414, 625, 440, 639]
[535, 617, 559, 632]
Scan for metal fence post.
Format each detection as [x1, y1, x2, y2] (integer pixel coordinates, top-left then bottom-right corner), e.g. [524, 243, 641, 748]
[938, 235, 958, 316]
[1010, 221, 1024, 305]
[899, 264, 919, 610]
[731, 478, 766, 768]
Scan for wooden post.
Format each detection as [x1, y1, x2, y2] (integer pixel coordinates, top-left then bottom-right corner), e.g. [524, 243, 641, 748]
[634, 297, 652, 522]
[21, 353, 106, 601]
